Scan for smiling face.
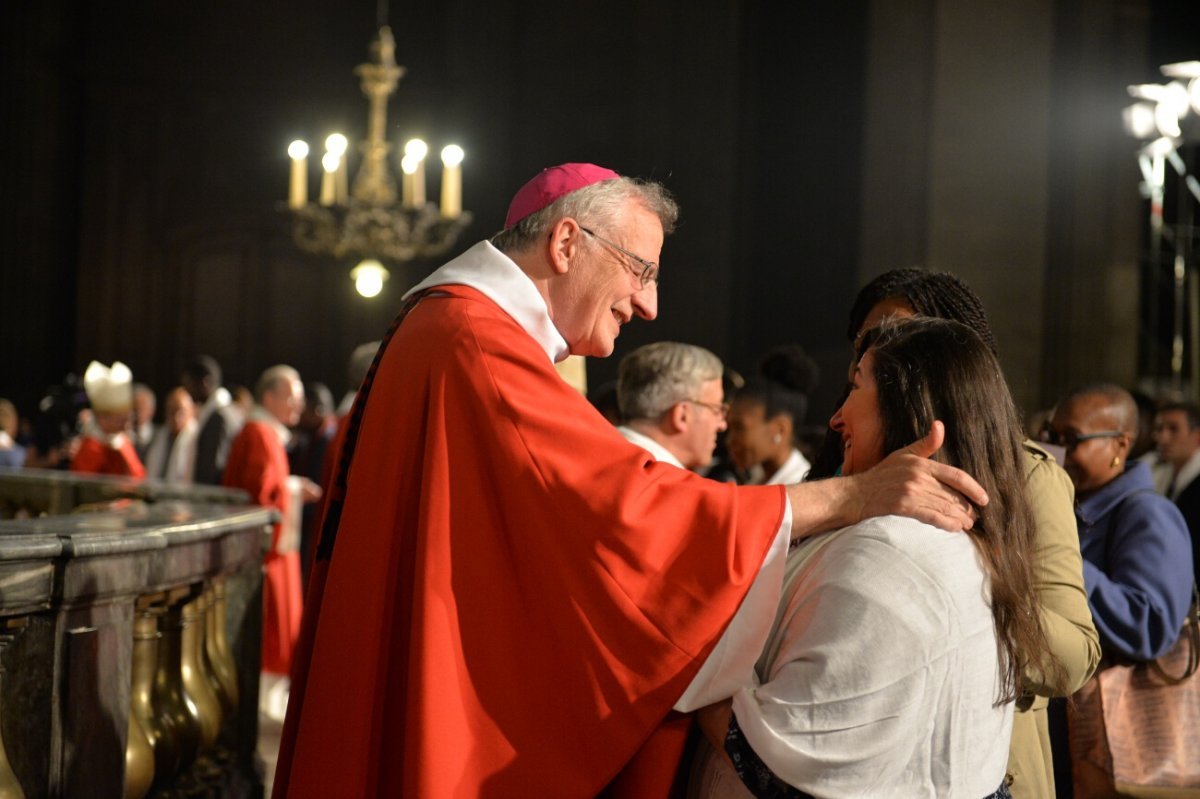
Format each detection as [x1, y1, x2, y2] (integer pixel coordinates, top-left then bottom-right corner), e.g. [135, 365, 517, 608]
[829, 349, 887, 475]
[725, 398, 788, 473]
[554, 201, 662, 357]
[1050, 393, 1130, 495]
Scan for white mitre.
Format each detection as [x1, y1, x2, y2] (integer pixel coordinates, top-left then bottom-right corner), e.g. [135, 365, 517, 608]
[84, 360, 134, 413]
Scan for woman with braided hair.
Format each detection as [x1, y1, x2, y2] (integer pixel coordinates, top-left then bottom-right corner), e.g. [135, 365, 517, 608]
[844, 267, 999, 354]
[811, 268, 1101, 798]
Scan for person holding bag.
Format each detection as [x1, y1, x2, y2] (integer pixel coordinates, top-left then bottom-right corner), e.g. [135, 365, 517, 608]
[1044, 384, 1198, 796]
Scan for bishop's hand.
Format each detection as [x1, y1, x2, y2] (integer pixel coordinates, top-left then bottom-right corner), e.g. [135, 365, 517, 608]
[786, 421, 988, 539]
[848, 421, 986, 531]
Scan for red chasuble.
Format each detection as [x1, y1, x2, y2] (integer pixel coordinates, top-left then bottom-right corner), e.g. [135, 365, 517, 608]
[223, 420, 302, 674]
[70, 435, 146, 479]
[277, 286, 786, 798]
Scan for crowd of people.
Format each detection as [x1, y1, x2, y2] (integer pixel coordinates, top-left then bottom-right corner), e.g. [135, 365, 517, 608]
[1, 162, 1197, 797]
[0, 350, 372, 706]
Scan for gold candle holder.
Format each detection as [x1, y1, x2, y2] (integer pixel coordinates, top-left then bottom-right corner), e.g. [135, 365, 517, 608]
[207, 579, 239, 715]
[153, 599, 201, 778]
[199, 589, 233, 724]
[180, 597, 222, 749]
[124, 612, 157, 799]
[131, 606, 176, 788]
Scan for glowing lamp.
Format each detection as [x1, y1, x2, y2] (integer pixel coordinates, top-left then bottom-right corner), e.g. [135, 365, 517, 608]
[350, 259, 389, 298]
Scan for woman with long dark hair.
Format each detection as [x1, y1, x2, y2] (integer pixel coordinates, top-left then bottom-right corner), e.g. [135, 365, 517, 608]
[690, 317, 1057, 799]
[812, 268, 1099, 799]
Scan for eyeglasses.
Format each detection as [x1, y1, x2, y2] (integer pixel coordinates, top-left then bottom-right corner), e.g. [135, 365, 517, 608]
[1040, 429, 1123, 451]
[580, 227, 659, 288]
[686, 399, 730, 419]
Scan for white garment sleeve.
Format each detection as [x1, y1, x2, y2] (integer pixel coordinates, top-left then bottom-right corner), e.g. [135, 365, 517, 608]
[673, 499, 792, 711]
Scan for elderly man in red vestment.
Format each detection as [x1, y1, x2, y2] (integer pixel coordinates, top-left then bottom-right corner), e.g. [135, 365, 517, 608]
[276, 164, 986, 798]
[71, 360, 146, 478]
[223, 365, 318, 677]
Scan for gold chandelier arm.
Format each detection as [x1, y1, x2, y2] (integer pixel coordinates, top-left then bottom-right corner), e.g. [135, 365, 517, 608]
[352, 27, 404, 205]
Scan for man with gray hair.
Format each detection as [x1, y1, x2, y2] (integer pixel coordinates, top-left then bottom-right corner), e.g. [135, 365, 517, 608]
[278, 163, 986, 798]
[223, 364, 313, 683]
[617, 341, 727, 472]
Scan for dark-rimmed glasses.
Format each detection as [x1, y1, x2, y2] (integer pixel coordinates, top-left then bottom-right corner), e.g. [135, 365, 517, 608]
[685, 399, 730, 419]
[1040, 429, 1123, 451]
[580, 226, 659, 288]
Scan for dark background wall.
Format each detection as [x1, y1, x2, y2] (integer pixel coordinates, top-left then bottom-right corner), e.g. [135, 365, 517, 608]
[3, 0, 1197, 427]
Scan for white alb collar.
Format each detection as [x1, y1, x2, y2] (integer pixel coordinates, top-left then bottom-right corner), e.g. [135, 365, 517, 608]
[404, 241, 570, 363]
[248, 405, 292, 446]
[617, 426, 685, 469]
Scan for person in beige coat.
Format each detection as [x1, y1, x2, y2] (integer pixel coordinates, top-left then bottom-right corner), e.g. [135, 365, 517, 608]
[1007, 440, 1100, 796]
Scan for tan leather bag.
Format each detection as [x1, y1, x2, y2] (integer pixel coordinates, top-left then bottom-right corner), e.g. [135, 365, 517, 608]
[1070, 588, 1200, 798]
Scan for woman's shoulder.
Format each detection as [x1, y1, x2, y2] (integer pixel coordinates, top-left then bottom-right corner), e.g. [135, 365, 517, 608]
[791, 517, 990, 638]
[844, 514, 961, 548]
[1022, 440, 1074, 496]
[822, 516, 979, 587]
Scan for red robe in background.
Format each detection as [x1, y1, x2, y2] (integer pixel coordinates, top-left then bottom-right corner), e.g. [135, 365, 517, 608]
[70, 434, 146, 478]
[305, 413, 350, 583]
[223, 418, 302, 675]
[276, 275, 786, 798]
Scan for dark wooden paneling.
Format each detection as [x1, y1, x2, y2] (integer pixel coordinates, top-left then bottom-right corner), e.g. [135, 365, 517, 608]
[3, 0, 1191, 425]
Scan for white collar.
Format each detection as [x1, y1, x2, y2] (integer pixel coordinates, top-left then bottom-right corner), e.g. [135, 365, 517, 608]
[764, 449, 811, 485]
[617, 426, 685, 469]
[82, 419, 129, 449]
[248, 406, 291, 446]
[404, 240, 570, 363]
[1171, 448, 1200, 498]
[197, 387, 232, 426]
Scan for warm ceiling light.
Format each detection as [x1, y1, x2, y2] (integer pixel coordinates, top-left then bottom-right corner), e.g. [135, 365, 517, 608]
[1122, 103, 1157, 139]
[350, 259, 389, 298]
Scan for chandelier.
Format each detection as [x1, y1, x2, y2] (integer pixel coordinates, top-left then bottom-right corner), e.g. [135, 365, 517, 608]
[283, 25, 472, 297]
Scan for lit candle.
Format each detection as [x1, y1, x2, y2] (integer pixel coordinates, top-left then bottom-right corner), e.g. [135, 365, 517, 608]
[287, 140, 309, 209]
[404, 139, 428, 208]
[440, 144, 464, 218]
[320, 152, 338, 207]
[326, 133, 349, 205]
[336, 159, 349, 205]
[401, 154, 418, 209]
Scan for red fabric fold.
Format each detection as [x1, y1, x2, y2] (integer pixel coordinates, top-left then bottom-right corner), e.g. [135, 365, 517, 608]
[70, 435, 146, 478]
[277, 286, 784, 798]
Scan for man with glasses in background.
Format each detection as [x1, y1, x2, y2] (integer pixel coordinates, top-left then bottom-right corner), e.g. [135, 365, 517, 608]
[277, 163, 988, 798]
[616, 341, 729, 473]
